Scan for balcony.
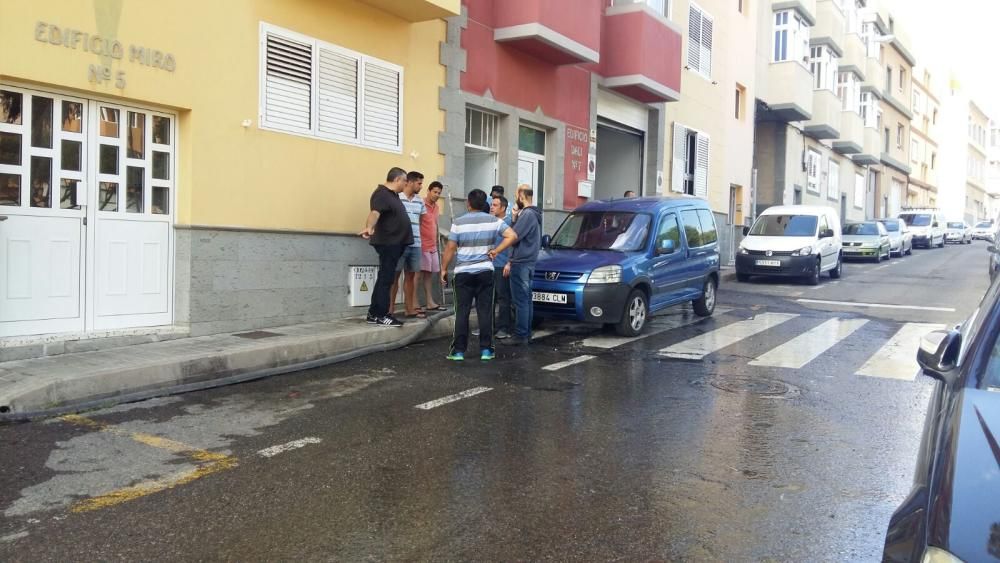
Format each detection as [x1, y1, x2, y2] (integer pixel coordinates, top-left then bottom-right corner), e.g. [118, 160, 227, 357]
[597, 3, 682, 103]
[772, 0, 817, 24]
[804, 89, 841, 139]
[812, 0, 845, 54]
[761, 62, 813, 121]
[493, 0, 602, 65]
[853, 126, 881, 165]
[358, 0, 460, 22]
[862, 55, 884, 92]
[840, 34, 866, 78]
[833, 110, 864, 155]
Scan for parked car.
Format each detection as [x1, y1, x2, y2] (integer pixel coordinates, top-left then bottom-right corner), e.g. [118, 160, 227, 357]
[736, 205, 842, 285]
[971, 220, 994, 241]
[842, 221, 891, 261]
[945, 221, 973, 244]
[531, 196, 720, 337]
[882, 274, 1000, 563]
[898, 209, 946, 248]
[879, 218, 913, 257]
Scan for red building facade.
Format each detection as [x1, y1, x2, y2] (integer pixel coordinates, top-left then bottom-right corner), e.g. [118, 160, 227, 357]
[440, 0, 683, 223]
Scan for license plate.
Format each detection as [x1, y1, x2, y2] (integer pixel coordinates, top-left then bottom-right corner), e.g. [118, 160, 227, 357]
[755, 259, 781, 267]
[532, 291, 567, 304]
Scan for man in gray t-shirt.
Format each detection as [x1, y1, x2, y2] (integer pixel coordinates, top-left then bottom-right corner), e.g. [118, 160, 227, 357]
[503, 184, 542, 345]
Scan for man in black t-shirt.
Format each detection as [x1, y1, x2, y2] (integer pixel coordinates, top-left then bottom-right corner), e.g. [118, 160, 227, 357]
[360, 167, 413, 327]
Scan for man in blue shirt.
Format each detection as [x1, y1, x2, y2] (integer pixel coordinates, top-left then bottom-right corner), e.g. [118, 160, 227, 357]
[490, 194, 513, 339]
[441, 189, 517, 361]
[491, 185, 513, 225]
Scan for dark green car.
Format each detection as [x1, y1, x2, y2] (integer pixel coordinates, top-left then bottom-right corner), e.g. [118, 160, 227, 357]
[841, 222, 891, 262]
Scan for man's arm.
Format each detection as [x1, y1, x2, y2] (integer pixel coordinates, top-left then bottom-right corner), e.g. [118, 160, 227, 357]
[360, 210, 380, 238]
[487, 227, 518, 260]
[440, 240, 458, 284]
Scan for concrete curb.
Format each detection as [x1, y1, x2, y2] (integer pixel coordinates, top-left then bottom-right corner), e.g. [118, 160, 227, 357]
[0, 317, 457, 418]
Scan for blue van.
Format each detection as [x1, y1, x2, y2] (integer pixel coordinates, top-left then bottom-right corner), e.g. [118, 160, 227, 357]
[531, 196, 721, 336]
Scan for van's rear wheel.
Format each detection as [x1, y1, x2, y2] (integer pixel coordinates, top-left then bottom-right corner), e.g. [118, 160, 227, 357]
[829, 254, 842, 278]
[693, 277, 717, 317]
[615, 289, 648, 337]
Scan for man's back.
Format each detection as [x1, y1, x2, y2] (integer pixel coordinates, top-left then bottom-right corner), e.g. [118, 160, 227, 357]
[450, 212, 505, 274]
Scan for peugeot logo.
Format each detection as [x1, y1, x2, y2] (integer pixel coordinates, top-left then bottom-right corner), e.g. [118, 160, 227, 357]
[766, 250, 773, 257]
[545, 272, 560, 281]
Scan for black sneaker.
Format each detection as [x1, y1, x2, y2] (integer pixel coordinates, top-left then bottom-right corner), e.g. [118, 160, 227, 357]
[375, 315, 404, 328]
[366, 313, 379, 324]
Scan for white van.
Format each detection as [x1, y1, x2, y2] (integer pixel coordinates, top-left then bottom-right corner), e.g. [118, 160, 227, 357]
[736, 205, 843, 285]
[897, 208, 945, 248]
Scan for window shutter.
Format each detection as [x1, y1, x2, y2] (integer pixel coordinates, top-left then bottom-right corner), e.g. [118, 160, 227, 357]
[828, 159, 839, 200]
[263, 32, 313, 132]
[671, 123, 687, 193]
[694, 134, 709, 198]
[362, 61, 401, 149]
[317, 48, 359, 140]
[688, 7, 701, 71]
[700, 13, 713, 77]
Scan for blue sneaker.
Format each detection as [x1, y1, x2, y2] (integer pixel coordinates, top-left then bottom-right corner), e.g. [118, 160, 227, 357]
[480, 349, 495, 361]
[446, 352, 464, 361]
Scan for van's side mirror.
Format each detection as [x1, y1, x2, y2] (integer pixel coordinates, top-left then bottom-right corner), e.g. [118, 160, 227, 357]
[742, 226, 750, 236]
[988, 245, 998, 253]
[657, 239, 676, 255]
[541, 234, 551, 249]
[917, 329, 962, 386]
[820, 228, 835, 239]
[932, 222, 939, 228]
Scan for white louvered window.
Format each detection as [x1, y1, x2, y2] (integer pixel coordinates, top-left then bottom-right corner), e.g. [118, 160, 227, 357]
[688, 3, 713, 78]
[260, 23, 403, 152]
[806, 149, 821, 194]
[827, 158, 839, 200]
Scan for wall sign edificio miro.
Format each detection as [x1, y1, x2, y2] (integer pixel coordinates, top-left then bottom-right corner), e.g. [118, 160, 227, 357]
[34, 21, 177, 89]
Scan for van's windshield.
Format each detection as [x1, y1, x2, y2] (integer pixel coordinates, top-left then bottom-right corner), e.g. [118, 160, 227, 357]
[900, 213, 931, 226]
[880, 220, 900, 232]
[748, 215, 818, 237]
[550, 212, 651, 251]
[976, 221, 993, 229]
[947, 222, 964, 229]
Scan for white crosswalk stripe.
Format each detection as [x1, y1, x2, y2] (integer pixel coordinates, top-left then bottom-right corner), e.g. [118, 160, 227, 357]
[855, 322, 945, 381]
[749, 318, 869, 369]
[579, 307, 732, 350]
[659, 312, 798, 360]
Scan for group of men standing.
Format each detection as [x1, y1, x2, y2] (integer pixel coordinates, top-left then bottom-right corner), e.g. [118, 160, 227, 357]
[361, 167, 542, 361]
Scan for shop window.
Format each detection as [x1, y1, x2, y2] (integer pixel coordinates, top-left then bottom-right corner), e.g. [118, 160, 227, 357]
[260, 23, 402, 152]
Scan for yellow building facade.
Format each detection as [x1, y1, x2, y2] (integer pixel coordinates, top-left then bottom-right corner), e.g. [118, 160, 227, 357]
[0, 0, 458, 340]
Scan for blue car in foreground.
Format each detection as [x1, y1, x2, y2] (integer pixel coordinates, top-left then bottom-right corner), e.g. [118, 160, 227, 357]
[531, 196, 721, 336]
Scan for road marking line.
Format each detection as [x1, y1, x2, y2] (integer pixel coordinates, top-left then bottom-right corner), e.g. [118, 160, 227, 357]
[531, 329, 561, 340]
[257, 437, 322, 458]
[810, 281, 840, 290]
[749, 318, 868, 369]
[60, 414, 238, 513]
[579, 307, 733, 349]
[542, 355, 596, 371]
[856, 323, 945, 380]
[796, 299, 955, 312]
[659, 313, 797, 360]
[415, 386, 493, 410]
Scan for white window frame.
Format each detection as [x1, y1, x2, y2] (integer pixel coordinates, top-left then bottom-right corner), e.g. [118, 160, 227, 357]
[827, 158, 840, 200]
[861, 92, 879, 128]
[854, 172, 865, 210]
[911, 138, 919, 163]
[837, 72, 861, 113]
[806, 148, 821, 194]
[688, 3, 714, 78]
[773, 10, 810, 66]
[810, 46, 838, 92]
[860, 22, 880, 60]
[258, 22, 404, 154]
[613, 0, 669, 19]
[897, 123, 904, 149]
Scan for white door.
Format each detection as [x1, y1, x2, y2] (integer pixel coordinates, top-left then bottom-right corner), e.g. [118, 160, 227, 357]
[0, 87, 87, 336]
[517, 154, 540, 207]
[89, 102, 174, 330]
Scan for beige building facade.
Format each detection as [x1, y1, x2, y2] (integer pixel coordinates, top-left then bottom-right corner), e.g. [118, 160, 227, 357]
[908, 65, 939, 208]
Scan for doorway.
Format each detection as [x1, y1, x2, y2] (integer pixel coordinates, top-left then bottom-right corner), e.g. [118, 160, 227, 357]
[0, 85, 175, 337]
[517, 124, 545, 207]
[594, 120, 644, 201]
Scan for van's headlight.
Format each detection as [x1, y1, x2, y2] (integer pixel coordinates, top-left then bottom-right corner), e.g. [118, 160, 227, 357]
[588, 265, 622, 284]
[739, 246, 749, 255]
[792, 246, 813, 256]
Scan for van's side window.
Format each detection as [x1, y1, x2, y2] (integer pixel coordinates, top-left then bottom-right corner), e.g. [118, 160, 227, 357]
[655, 213, 682, 251]
[681, 209, 705, 247]
[697, 209, 718, 244]
[818, 214, 829, 235]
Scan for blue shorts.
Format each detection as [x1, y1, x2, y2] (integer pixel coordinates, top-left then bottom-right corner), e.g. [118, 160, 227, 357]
[396, 246, 421, 273]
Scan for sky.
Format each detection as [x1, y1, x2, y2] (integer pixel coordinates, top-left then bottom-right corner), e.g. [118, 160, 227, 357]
[886, 0, 1000, 117]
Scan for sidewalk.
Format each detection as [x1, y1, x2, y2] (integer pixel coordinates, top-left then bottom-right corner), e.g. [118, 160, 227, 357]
[0, 313, 457, 420]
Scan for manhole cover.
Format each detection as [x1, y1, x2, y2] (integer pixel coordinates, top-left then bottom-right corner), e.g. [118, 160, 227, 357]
[710, 376, 794, 397]
[233, 330, 284, 340]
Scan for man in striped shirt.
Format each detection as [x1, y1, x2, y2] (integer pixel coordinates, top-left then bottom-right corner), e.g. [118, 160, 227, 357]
[440, 189, 517, 361]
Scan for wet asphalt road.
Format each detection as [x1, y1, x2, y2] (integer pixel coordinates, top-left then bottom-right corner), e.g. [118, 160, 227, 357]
[0, 242, 993, 561]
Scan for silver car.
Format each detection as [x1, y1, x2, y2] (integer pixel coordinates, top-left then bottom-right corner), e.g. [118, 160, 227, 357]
[879, 218, 913, 257]
[971, 220, 994, 241]
[842, 221, 891, 262]
[945, 221, 972, 244]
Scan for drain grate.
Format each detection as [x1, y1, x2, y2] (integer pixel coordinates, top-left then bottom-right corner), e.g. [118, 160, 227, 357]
[233, 330, 284, 340]
[710, 376, 795, 397]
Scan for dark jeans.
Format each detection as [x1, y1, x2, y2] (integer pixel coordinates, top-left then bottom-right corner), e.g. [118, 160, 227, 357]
[451, 270, 495, 354]
[369, 244, 405, 318]
[493, 267, 512, 333]
[510, 263, 534, 339]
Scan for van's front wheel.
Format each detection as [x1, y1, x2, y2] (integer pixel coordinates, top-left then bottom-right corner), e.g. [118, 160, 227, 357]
[615, 289, 648, 337]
